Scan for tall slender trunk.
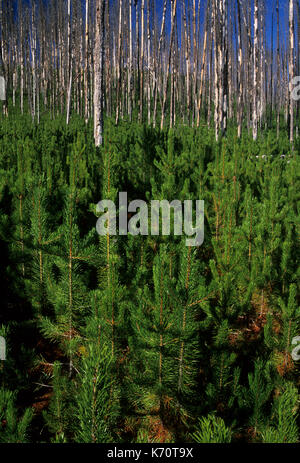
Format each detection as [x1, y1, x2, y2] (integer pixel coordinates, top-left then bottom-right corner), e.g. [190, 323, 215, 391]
[115, 0, 123, 124]
[147, 0, 151, 125]
[94, 0, 106, 146]
[270, 12, 273, 127]
[196, 5, 208, 127]
[192, 0, 199, 126]
[213, 0, 219, 139]
[31, 4, 37, 120]
[153, 0, 167, 127]
[289, 0, 294, 145]
[139, 0, 145, 122]
[160, 0, 177, 130]
[19, 0, 24, 114]
[182, 0, 190, 124]
[135, 0, 140, 112]
[0, 1, 7, 116]
[84, 0, 89, 123]
[237, 0, 243, 137]
[128, 0, 133, 121]
[259, 3, 265, 127]
[252, 0, 259, 140]
[297, 2, 300, 138]
[276, 0, 280, 137]
[66, 0, 72, 125]
[220, 0, 228, 136]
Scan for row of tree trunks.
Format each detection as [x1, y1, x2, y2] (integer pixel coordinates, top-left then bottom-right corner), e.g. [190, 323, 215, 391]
[0, 0, 298, 146]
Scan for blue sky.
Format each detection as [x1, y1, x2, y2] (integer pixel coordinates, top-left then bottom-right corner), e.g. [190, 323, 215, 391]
[153, 0, 292, 51]
[12, 0, 296, 52]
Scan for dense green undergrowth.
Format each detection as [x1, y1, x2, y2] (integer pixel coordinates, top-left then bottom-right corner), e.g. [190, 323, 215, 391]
[0, 114, 299, 443]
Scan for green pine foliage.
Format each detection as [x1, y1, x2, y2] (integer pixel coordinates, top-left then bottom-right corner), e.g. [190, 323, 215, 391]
[73, 341, 119, 443]
[191, 414, 232, 443]
[261, 383, 299, 443]
[42, 362, 70, 443]
[0, 389, 33, 443]
[0, 112, 299, 442]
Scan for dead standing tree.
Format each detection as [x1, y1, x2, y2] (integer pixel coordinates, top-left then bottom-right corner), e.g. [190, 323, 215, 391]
[128, 0, 133, 121]
[115, 0, 123, 125]
[252, 0, 259, 140]
[84, 0, 90, 123]
[289, 0, 294, 145]
[213, 0, 228, 140]
[94, 0, 106, 147]
[0, 0, 7, 116]
[153, 0, 167, 128]
[66, 0, 72, 125]
[237, 0, 243, 138]
[160, 0, 177, 130]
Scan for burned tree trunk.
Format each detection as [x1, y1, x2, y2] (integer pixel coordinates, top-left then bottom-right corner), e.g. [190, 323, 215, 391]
[147, 0, 151, 125]
[276, 0, 280, 137]
[66, 0, 72, 125]
[84, 0, 89, 123]
[153, 0, 167, 127]
[252, 0, 259, 140]
[196, 4, 208, 127]
[115, 0, 123, 124]
[213, 0, 228, 140]
[128, 0, 133, 121]
[94, 0, 106, 147]
[160, 0, 177, 130]
[237, 0, 243, 138]
[289, 0, 294, 144]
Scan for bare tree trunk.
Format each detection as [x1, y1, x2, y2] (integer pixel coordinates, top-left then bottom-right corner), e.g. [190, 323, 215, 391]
[170, 38, 174, 128]
[213, 0, 219, 138]
[207, 16, 213, 128]
[66, 61, 73, 126]
[135, 0, 139, 112]
[13, 69, 16, 107]
[147, 0, 151, 125]
[246, 0, 252, 134]
[0, 1, 7, 116]
[259, 2, 265, 128]
[94, 0, 106, 146]
[153, 0, 167, 127]
[252, 0, 259, 140]
[105, 0, 111, 117]
[196, 4, 208, 127]
[289, 0, 294, 145]
[237, 0, 243, 138]
[192, 0, 200, 126]
[276, 0, 280, 137]
[297, 1, 300, 138]
[270, 12, 273, 127]
[115, 0, 123, 124]
[139, 0, 145, 122]
[66, 0, 72, 125]
[160, 0, 177, 130]
[18, 0, 24, 114]
[220, 0, 228, 135]
[182, 0, 190, 124]
[128, 0, 133, 121]
[84, 0, 89, 123]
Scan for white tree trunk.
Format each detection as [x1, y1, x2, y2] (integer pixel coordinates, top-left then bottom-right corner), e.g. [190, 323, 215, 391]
[66, 0, 72, 125]
[94, 0, 106, 147]
[289, 0, 294, 144]
[84, 0, 89, 123]
[253, 0, 259, 140]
